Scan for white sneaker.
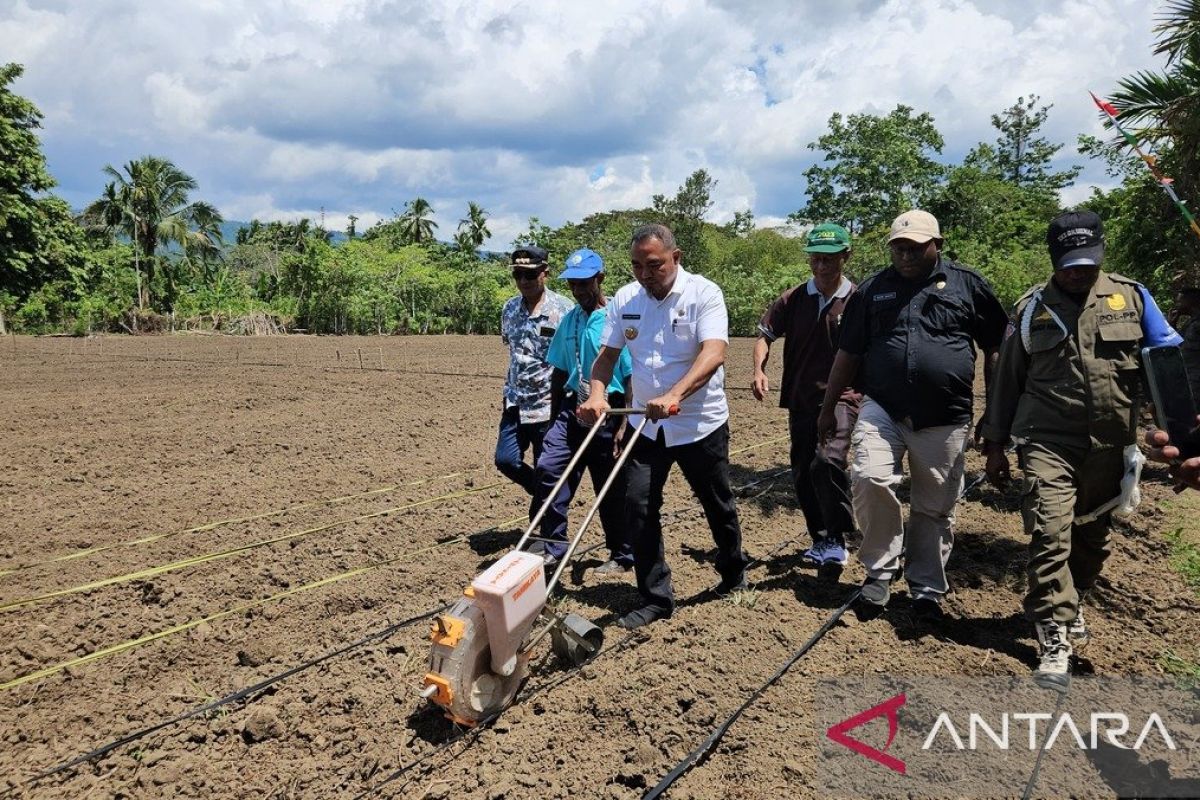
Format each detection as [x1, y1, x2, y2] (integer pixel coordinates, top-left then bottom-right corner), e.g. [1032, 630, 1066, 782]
[1066, 608, 1090, 651]
[1034, 621, 1073, 691]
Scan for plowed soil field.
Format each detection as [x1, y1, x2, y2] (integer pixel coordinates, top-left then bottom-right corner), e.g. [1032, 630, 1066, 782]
[1, 333, 1196, 799]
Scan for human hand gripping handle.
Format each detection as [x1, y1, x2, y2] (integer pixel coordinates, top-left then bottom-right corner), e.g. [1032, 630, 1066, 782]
[577, 400, 680, 425]
[645, 395, 682, 421]
[576, 395, 609, 426]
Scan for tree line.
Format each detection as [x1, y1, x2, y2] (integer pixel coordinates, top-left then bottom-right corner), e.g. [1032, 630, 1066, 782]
[2, 4, 1197, 336]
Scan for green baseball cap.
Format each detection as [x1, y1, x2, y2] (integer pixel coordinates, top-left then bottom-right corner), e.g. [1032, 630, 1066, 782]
[804, 223, 851, 253]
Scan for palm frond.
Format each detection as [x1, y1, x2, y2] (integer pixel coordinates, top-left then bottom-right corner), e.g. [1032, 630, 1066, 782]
[1154, 0, 1200, 64]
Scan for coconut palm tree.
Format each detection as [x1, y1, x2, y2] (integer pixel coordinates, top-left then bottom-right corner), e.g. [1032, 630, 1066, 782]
[82, 156, 224, 308]
[182, 200, 226, 286]
[453, 228, 477, 252]
[458, 201, 491, 249]
[1103, 0, 1200, 283]
[1109, 1, 1200, 149]
[398, 197, 438, 244]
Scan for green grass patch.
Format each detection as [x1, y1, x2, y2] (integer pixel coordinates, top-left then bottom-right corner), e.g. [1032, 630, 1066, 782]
[1158, 649, 1200, 687]
[1155, 493, 1199, 681]
[1165, 526, 1200, 597]
[726, 588, 761, 609]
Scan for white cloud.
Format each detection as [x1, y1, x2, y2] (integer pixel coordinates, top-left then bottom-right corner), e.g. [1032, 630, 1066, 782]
[2, 0, 1168, 247]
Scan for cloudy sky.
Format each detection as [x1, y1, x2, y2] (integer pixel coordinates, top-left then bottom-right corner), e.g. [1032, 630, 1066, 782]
[1, 0, 1167, 248]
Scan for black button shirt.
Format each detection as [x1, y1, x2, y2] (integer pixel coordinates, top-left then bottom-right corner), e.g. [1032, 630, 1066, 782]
[838, 258, 1008, 429]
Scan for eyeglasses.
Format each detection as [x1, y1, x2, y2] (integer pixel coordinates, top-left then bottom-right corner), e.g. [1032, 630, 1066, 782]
[512, 269, 544, 281]
[889, 242, 928, 261]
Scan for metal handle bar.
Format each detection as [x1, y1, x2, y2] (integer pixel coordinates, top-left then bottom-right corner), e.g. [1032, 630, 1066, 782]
[514, 404, 678, 553]
[601, 404, 680, 417]
[543, 403, 677, 593]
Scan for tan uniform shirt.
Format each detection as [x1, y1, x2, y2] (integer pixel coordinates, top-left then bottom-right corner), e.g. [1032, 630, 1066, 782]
[982, 272, 1145, 450]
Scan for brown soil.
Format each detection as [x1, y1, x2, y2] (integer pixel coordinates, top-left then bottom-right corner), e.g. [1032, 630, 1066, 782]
[1, 333, 1196, 799]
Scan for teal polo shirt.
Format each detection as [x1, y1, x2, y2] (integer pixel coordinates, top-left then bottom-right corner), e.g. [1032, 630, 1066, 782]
[547, 305, 632, 400]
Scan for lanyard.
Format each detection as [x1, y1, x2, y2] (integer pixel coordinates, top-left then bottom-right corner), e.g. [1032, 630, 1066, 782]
[574, 310, 589, 399]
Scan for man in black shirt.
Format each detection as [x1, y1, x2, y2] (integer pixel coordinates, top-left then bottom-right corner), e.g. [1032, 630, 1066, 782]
[818, 210, 1007, 620]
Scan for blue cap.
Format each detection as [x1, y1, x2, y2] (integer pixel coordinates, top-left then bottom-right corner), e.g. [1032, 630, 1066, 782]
[560, 248, 604, 280]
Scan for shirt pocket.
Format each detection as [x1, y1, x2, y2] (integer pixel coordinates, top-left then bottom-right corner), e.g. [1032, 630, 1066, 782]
[1096, 320, 1143, 402]
[1027, 325, 1067, 354]
[868, 299, 904, 339]
[1095, 321, 1142, 366]
[918, 293, 968, 335]
[671, 320, 698, 347]
[1026, 325, 1071, 384]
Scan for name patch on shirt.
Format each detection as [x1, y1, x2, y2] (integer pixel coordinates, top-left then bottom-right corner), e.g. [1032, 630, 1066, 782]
[1096, 310, 1138, 325]
[621, 313, 641, 320]
[873, 292, 897, 302]
[538, 325, 556, 337]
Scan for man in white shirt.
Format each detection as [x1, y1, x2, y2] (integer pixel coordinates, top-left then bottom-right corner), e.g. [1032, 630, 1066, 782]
[579, 224, 749, 629]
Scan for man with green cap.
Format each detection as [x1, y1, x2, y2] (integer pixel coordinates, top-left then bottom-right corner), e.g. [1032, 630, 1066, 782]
[752, 223, 859, 571]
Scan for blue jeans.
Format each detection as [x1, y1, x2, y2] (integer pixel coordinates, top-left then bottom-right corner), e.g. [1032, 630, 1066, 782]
[494, 404, 549, 497]
[533, 399, 632, 563]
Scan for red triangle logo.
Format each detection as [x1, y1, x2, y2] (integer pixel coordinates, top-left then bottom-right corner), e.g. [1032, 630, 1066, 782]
[826, 692, 907, 775]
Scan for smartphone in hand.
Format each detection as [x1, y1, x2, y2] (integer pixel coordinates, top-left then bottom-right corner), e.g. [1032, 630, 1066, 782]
[1142, 345, 1200, 461]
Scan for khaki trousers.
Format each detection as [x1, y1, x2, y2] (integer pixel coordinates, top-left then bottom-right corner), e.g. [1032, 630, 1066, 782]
[851, 398, 969, 600]
[1018, 441, 1123, 622]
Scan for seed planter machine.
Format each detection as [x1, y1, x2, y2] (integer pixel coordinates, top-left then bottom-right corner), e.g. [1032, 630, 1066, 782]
[420, 406, 673, 725]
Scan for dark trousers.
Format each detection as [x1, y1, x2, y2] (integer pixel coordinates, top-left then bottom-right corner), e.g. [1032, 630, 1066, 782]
[788, 400, 857, 542]
[623, 423, 748, 613]
[494, 405, 549, 504]
[532, 400, 631, 563]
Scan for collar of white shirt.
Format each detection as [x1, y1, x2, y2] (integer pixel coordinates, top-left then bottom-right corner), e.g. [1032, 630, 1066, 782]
[806, 275, 852, 312]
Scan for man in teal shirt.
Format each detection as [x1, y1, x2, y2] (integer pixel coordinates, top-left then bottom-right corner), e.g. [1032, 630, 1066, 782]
[533, 248, 634, 573]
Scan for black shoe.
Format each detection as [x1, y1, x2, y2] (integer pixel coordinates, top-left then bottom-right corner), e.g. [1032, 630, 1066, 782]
[617, 605, 671, 630]
[714, 574, 748, 598]
[817, 561, 844, 582]
[912, 597, 944, 622]
[592, 559, 632, 577]
[853, 577, 890, 621]
[859, 577, 891, 606]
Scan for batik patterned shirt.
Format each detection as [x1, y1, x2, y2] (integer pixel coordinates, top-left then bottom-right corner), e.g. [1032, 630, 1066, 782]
[501, 290, 574, 423]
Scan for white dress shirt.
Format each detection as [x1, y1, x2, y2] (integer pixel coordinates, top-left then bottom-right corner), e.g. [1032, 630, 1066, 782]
[602, 266, 729, 446]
